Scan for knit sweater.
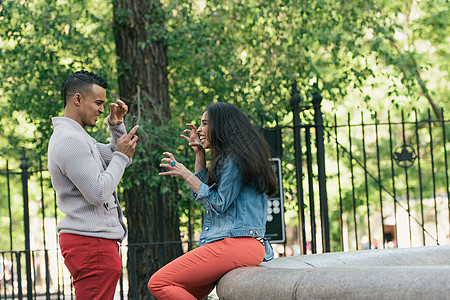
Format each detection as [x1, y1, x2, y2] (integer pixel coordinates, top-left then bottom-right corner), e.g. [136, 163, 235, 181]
[48, 116, 130, 242]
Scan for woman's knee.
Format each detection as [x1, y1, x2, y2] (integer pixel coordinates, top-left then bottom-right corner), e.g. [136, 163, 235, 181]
[148, 272, 161, 293]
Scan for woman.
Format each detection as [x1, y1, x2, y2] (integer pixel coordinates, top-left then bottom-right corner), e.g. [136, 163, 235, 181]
[148, 102, 277, 300]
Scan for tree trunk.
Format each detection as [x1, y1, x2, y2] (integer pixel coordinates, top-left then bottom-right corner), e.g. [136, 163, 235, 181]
[112, 1, 182, 299]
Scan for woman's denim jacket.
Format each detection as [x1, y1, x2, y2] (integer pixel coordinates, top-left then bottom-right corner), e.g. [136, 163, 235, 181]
[193, 155, 274, 261]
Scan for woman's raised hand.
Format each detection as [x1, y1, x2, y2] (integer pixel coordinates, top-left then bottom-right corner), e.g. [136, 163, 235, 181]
[159, 152, 187, 179]
[159, 152, 202, 193]
[180, 123, 204, 153]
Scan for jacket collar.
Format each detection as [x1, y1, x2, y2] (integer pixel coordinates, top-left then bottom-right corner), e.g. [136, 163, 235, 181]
[52, 117, 95, 142]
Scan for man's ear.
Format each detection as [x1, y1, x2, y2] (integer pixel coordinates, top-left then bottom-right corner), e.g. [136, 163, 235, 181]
[73, 93, 82, 106]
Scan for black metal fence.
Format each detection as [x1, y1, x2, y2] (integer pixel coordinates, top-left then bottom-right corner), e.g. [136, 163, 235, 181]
[1, 84, 449, 299]
[0, 150, 197, 299]
[266, 82, 449, 255]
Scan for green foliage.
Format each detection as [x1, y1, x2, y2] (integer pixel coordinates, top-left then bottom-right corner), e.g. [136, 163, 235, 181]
[0, 0, 116, 156]
[165, 0, 389, 115]
[2, 0, 447, 155]
[0, 0, 448, 252]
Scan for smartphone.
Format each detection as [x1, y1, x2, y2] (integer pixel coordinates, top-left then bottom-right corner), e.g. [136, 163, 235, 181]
[131, 115, 136, 128]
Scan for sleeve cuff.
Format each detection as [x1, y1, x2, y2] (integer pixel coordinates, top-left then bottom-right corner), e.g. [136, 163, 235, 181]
[194, 182, 218, 207]
[112, 151, 130, 165]
[192, 168, 208, 198]
[194, 168, 208, 181]
[107, 115, 120, 127]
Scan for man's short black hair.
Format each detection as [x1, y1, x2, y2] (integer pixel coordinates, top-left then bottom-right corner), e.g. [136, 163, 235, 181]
[61, 70, 108, 107]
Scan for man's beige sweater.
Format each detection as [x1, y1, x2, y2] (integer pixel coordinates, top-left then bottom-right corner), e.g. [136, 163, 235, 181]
[48, 116, 129, 242]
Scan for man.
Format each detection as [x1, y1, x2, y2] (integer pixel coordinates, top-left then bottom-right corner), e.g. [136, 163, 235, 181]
[48, 70, 139, 299]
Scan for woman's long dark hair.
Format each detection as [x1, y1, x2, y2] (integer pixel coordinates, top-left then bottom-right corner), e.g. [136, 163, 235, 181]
[206, 103, 277, 196]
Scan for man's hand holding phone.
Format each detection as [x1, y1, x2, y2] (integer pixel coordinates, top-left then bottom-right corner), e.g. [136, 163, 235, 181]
[116, 125, 139, 159]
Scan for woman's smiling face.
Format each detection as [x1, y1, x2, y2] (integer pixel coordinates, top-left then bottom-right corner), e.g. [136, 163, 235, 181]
[197, 111, 212, 149]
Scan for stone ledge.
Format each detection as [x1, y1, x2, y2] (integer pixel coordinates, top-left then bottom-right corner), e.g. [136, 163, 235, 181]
[216, 245, 450, 300]
[262, 245, 450, 268]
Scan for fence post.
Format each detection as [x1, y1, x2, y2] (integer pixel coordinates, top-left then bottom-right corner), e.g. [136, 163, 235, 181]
[312, 88, 330, 252]
[20, 148, 33, 299]
[16, 252, 23, 299]
[290, 81, 307, 254]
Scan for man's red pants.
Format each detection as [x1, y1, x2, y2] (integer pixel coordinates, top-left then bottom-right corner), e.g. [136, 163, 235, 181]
[59, 233, 122, 300]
